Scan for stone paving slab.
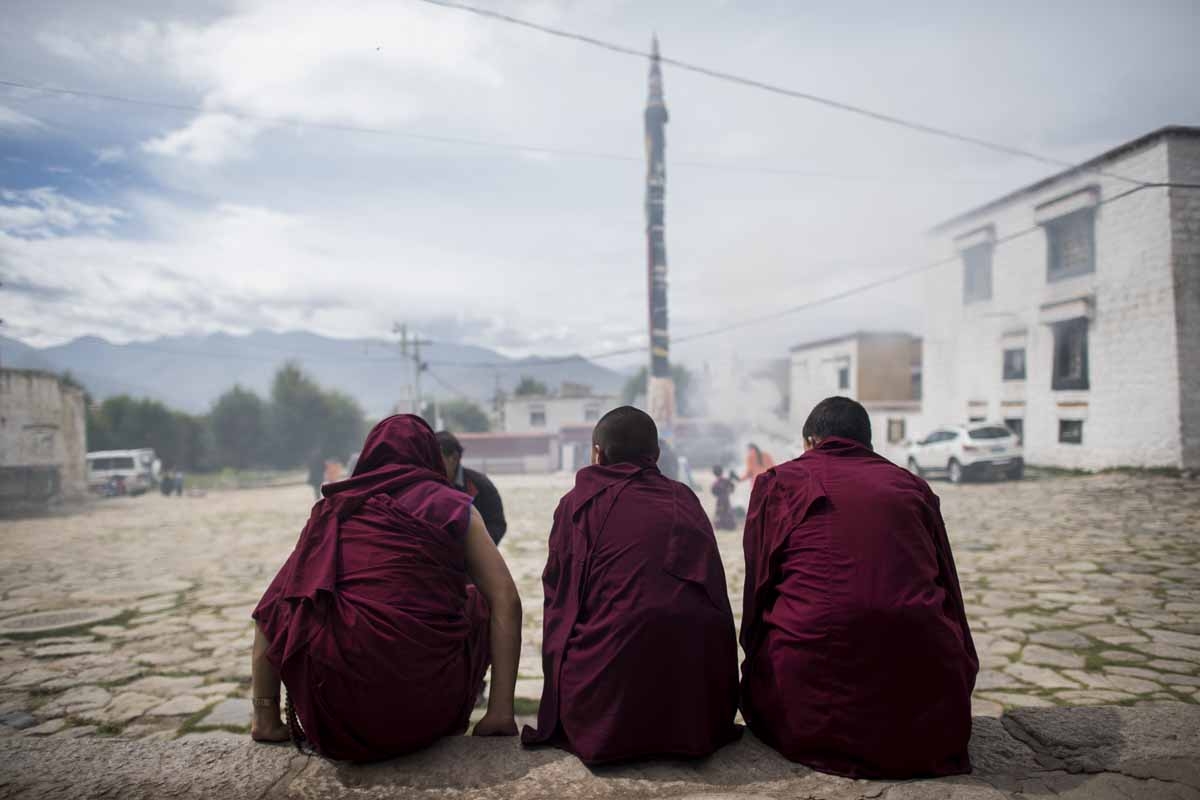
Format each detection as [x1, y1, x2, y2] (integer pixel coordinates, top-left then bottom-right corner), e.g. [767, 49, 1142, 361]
[0, 704, 1197, 799]
[0, 472, 1197, 743]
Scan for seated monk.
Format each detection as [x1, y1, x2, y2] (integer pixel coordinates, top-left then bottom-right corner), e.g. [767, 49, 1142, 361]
[522, 406, 740, 764]
[740, 397, 978, 779]
[249, 414, 523, 761]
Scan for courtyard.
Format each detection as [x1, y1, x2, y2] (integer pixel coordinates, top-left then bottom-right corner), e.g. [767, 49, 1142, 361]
[0, 470, 1197, 743]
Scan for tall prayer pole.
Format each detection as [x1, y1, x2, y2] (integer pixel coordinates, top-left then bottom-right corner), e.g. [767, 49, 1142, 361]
[645, 34, 675, 439]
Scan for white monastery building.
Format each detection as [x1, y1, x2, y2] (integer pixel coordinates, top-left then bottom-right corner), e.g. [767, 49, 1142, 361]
[922, 126, 1200, 471]
[502, 386, 617, 435]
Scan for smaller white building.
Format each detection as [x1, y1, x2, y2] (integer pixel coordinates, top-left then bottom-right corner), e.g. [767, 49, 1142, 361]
[502, 393, 618, 435]
[923, 126, 1200, 471]
[788, 331, 924, 464]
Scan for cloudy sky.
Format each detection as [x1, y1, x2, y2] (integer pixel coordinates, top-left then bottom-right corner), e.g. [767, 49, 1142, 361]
[2, 0, 1197, 368]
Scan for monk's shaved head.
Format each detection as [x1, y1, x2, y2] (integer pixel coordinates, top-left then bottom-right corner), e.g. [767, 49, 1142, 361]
[592, 406, 660, 465]
[802, 396, 873, 448]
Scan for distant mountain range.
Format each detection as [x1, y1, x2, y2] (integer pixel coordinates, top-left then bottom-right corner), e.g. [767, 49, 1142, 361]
[0, 331, 628, 418]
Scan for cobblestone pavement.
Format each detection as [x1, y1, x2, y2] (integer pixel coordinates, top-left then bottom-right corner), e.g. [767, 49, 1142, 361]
[0, 471, 1196, 743]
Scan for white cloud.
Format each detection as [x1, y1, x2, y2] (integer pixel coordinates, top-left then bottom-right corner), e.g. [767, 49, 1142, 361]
[9, 0, 1200, 361]
[0, 105, 44, 131]
[142, 113, 265, 164]
[125, 0, 507, 164]
[94, 146, 126, 164]
[35, 30, 94, 62]
[0, 188, 124, 237]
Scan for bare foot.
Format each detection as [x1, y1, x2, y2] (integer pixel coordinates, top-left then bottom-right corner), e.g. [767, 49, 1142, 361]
[251, 718, 291, 743]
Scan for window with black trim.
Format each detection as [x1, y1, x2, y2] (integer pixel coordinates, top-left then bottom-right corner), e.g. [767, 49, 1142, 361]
[529, 406, 546, 427]
[962, 243, 993, 303]
[1059, 419, 1083, 444]
[1045, 208, 1095, 281]
[1002, 348, 1026, 381]
[887, 418, 906, 444]
[1004, 418, 1024, 445]
[1051, 318, 1089, 390]
[837, 365, 850, 390]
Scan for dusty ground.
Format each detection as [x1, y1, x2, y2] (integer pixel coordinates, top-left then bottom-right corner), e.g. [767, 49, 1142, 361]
[0, 470, 1197, 743]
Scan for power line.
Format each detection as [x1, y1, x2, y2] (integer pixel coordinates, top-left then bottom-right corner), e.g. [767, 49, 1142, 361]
[671, 181, 1183, 345]
[426, 180, 1195, 366]
[0, 77, 994, 186]
[8, 185, 1193, 371]
[415, 0, 1151, 187]
[425, 368, 475, 401]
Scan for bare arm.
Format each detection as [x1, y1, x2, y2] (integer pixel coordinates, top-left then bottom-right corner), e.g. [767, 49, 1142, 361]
[464, 506, 522, 735]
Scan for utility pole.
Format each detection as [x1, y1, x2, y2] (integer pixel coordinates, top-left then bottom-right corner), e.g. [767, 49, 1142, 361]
[393, 322, 433, 415]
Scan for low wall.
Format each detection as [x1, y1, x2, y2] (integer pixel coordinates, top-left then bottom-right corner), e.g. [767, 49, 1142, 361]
[0, 702, 1196, 799]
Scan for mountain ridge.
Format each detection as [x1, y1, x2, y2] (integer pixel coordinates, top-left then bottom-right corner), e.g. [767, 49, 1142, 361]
[0, 331, 628, 418]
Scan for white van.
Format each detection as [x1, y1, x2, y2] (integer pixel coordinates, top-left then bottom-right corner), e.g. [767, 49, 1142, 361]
[87, 449, 160, 495]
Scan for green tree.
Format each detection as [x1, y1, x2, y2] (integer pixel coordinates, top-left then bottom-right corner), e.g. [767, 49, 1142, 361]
[620, 365, 693, 415]
[267, 362, 366, 468]
[319, 390, 367, 459]
[421, 399, 491, 433]
[210, 386, 268, 469]
[85, 395, 208, 471]
[513, 375, 548, 396]
[268, 363, 329, 468]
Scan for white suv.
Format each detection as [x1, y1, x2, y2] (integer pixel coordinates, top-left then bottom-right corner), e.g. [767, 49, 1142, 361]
[906, 424, 1023, 483]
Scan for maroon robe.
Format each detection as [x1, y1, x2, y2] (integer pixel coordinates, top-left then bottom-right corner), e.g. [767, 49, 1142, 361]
[522, 459, 740, 764]
[253, 415, 491, 762]
[740, 437, 977, 779]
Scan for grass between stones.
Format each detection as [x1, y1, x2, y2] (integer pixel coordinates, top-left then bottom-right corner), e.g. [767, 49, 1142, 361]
[94, 721, 125, 736]
[98, 672, 150, 690]
[512, 697, 540, 716]
[176, 704, 222, 738]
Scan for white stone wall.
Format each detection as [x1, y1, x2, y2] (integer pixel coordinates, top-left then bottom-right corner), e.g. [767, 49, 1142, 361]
[1169, 137, 1200, 469]
[502, 395, 617, 434]
[0, 370, 88, 501]
[923, 135, 1190, 469]
[866, 404, 928, 466]
[787, 337, 859, 431]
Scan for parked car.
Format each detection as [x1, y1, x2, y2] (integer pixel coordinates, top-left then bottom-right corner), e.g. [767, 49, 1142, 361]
[906, 424, 1023, 483]
[86, 449, 159, 495]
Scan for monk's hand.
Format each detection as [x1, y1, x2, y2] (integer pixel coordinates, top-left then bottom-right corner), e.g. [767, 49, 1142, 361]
[472, 711, 518, 737]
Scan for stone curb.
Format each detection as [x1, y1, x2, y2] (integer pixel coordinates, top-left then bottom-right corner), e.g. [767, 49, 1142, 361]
[0, 702, 1196, 799]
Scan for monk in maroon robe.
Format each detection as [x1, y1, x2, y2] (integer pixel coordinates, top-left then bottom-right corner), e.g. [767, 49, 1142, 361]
[522, 406, 740, 764]
[740, 397, 977, 779]
[249, 415, 523, 761]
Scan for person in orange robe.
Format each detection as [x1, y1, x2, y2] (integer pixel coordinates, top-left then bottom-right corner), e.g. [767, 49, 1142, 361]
[741, 442, 775, 481]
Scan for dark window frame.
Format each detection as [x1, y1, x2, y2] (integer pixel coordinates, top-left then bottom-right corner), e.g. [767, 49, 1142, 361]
[1002, 348, 1027, 381]
[1059, 419, 1084, 444]
[887, 418, 906, 444]
[837, 365, 850, 391]
[1051, 317, 1090, 391]
[962, 242, 994, 304]
[1003, 418, 1024, 445]
[1045, 208, 1096, 282]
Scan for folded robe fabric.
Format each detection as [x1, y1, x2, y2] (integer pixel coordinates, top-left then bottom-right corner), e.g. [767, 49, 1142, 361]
[253, 415, 490, 762]
[522, 458, 741, 764]
[739, 436, 978, 779]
